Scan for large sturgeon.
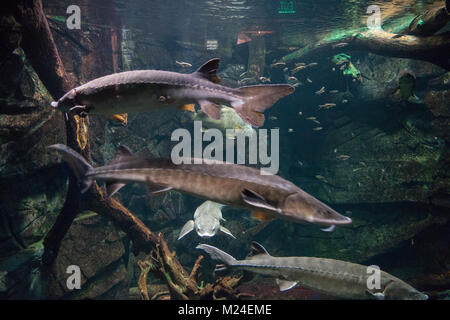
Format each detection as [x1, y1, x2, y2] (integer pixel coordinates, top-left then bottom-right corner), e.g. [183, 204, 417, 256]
[48, 144, 352, 227]
[51, 58, 294, 127]
[197, 242, 428, 300]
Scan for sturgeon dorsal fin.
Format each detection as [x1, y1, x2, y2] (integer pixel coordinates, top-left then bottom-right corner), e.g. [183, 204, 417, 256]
[193, 58, 221, 83]
[108, 145, 134, 165]
[247, 241, 270, 258]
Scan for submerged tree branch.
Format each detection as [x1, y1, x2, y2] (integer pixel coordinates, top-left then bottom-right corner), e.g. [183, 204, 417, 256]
[280, 2, 450, 70]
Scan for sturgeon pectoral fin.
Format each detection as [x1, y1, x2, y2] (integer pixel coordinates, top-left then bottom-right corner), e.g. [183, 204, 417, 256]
[320, 225, 335, 232]
[276, 279, 298, 291]
[106, 181, 126, 198]
[214, 264, 228, 273]
[178, 220, 195, 240]
[241, 188, 280, 213]
[219, 226, 236, 239]
[366, 280, 395, 300]
[382, 280, 395, 295]
[366, 290, 385, 300]
[147, 184, 173, 195]
[69, 105, 88, 114]
[198, 100, 221, 120]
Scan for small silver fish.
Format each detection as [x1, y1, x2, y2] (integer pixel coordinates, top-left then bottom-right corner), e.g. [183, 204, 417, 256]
[319, 103, 336, 109]
[306, 78, 313, 83]
[292, 65, 307, 73]
[315, 175, 328, 182]
[306, 117, 317, 120]
[298, 111, 303, 116]
[342, 99, 348, 103]
[239, 77, 256, 85]
[269, 116, 278, 120]
[259, 76, 271, 83]
[292, 82, 302, 87]
[288, 128, 294, 132]
[329, 90, 339, 94]
[332, 42, 349, 49]
[239, 71, 249, 78]
[288, 76, 298, 82]
[307, 62, 318, 67]
[336, 154, 351, 161]
[313, 127, 323, 131]
[315, 86, 325, 95]
[175, 60, 192, 67]
[312, 119, 321, 125]
[270, 62, 286, 68]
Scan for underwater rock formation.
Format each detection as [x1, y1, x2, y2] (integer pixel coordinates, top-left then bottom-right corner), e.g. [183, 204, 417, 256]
[0, 48, 67, 299]
[47, 212, 129, 299]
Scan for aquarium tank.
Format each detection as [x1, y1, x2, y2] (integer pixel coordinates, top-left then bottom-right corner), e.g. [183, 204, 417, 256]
[0, 0, 449, 304]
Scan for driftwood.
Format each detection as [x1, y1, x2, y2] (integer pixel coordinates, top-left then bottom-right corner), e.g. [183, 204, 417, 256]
[280, 2, 450, 70]
[137, 237, 245, 300]
[137, 260, 152, 300]
[395, 0, 450, 37]
[11, 0, 242, 300]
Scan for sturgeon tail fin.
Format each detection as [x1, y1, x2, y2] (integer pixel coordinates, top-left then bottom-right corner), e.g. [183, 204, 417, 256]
[232, 84, 295, 127]
[196, 244, 238, 273]
[47, 144, 93, 193]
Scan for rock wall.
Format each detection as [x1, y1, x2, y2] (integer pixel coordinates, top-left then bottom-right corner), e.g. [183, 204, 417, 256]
[0, 47, 67, 298]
